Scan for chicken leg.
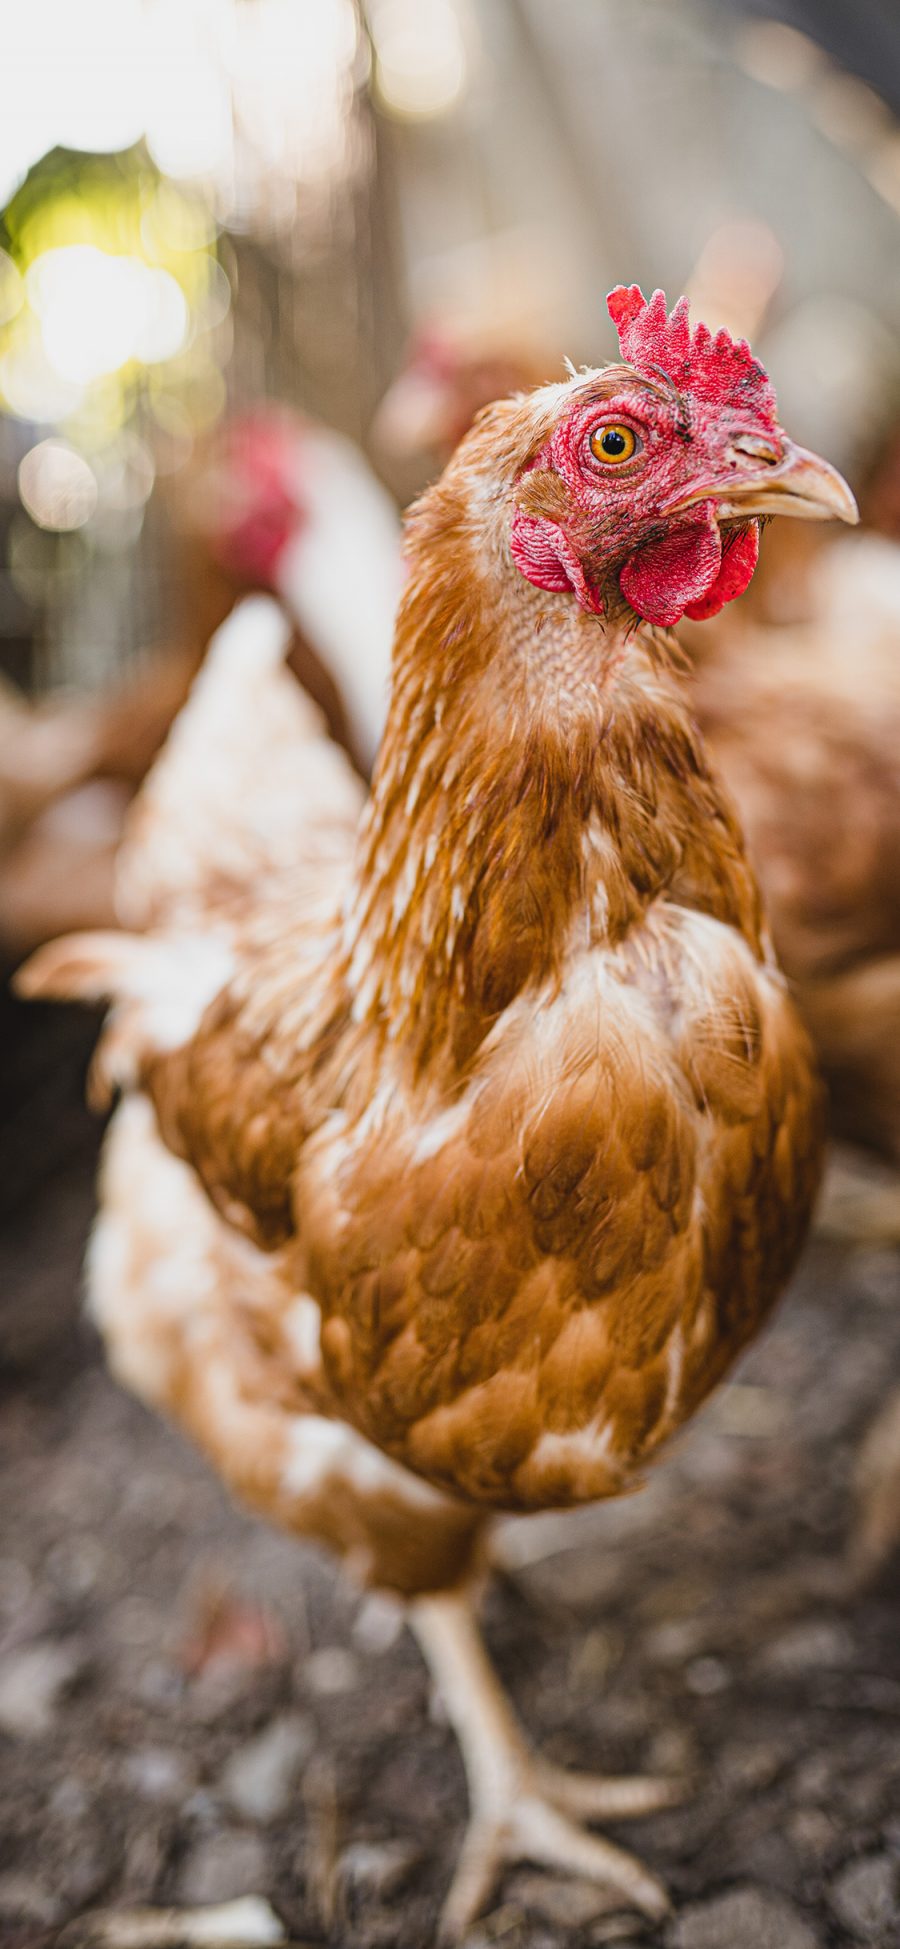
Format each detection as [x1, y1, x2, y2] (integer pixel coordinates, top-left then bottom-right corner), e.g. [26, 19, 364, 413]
[409, 1586, 677, 1941]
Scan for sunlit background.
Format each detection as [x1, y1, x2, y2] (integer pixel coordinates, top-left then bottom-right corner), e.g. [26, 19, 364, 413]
[2, 10, 900, 1935]
[0, 0, 898, 689]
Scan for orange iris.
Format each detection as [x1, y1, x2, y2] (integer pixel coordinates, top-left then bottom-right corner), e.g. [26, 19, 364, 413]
[589, 423, 637, 465]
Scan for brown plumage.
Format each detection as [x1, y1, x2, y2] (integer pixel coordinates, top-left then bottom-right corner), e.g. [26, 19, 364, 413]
[20, 301, 854, 1933]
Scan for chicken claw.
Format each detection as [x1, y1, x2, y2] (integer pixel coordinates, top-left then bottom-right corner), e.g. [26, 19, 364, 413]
[410, 1588, 676, 1941]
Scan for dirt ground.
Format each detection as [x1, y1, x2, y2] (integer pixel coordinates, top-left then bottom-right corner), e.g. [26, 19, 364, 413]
[2, 994, 900, 1949]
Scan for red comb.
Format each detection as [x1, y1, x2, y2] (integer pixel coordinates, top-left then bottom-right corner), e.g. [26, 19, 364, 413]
[607, 285, 778, 429]
[210, 410, 306, 582]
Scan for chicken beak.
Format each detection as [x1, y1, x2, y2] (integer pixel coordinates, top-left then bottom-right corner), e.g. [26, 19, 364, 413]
[706, 440, 859, 526]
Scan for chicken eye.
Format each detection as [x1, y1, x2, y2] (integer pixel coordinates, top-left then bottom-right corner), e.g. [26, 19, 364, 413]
[589, 423, 637, 465]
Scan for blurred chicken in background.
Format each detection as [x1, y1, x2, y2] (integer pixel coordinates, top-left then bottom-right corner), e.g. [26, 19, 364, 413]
[374, 321, 549, 478]
[0, 406, 402, 956]
[0, 677, 127, 954]
[177, 409, 402, 773]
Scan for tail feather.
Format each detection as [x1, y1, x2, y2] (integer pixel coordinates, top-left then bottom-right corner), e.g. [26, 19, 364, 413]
[15, 930, 142, 1005]
[117, 594, 363, 931]
[16, 927, 234, 1104]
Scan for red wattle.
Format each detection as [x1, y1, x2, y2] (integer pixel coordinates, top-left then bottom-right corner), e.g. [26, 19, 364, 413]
[219, 504, 298, 583]
[683, 522, 759, 619]
[212, 415, 306, 586]
[510, 508, 603, 614]
[619, 510, 722, 626]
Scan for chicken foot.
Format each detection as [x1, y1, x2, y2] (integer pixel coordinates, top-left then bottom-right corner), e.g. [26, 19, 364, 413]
[409, 1585, 677, 1941]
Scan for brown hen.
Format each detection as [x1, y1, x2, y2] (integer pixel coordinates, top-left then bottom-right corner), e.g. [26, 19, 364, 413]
[382, 321, 900, 1579]
[20, 288, 855, 1934]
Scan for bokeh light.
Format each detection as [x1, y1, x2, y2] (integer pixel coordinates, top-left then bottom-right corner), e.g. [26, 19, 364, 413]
[216, 0, 359, 191]
[17, 440, 98, 531]
[0, 250, 24, 328]
[370, 0, 468, 121]
[0, 0, 148, 207]
[26, 248, 189, 386]
[0, 141, 230, 474]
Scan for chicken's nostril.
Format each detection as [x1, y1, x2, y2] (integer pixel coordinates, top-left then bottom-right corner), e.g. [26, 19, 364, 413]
[731, 435, 781, 467]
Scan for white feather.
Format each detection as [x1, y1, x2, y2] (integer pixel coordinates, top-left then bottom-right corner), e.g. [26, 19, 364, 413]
[275, 428, 403, 770]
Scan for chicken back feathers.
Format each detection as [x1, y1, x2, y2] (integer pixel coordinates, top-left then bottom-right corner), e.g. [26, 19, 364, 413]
[22, 295, 845, 1584]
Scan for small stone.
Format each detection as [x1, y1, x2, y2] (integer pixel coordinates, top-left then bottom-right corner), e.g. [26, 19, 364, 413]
[0, 1872, 61, 1927]
[180, 1587, 287, 1681]
[50, 1775, 91, 1822]
[123, 1746, 194, 1802]
[460, 1905, 521, 1947]
[186, 1667, 254, 1725]
[0, 1637, 84, 1736]
[829, 1852, 899, 1941]
[507, 1872, 625, 1927]
[791, 1752, 833, 1802]
[46, 1532, 109, 1597]
[685, 1654, 730, 1696]
[516, 1540, 627, 1611]
[52, 1818, 111, 1908]
[718, 1739, 783, 1793]
[122, 1819, 169, 1899]
[671, 1884, 820, 1949]
[570, 1627, 623, 1687]
[135, 1657, 184, 1710]
[302, 1646, 360, 1695]
[646, 1725, 696, 1778]
[589, 1920, 647, 1946]
[181, 1789, 220, 1825]
[788, 1806, 839, 1860]
[760, 1618, 853, 1676]
[338, 1839, 421, 1902]
[177, 1829, 270, 1905]
[81, 1897, 286, 1945]
[353, 1592, 404, 1655]
[849, 1247, 900, 1306]
[713, 1382, 786, 1436]
[0, 1558, 33, 1617]
[732, 1825, 802, 1893]
[112, 1597, 164, 1647]
[839, 1772, 885, 1821]
[220, 1713, 314, 1823]
[883, 1815, 900, 1852]
[643, 1618, 708, 1665]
